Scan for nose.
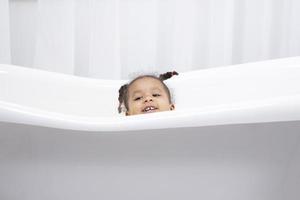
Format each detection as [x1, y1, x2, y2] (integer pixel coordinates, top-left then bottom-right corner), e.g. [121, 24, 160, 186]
[144, 95, 153, 103]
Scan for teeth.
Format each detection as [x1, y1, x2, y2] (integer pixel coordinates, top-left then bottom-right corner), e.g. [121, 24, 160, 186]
[144, 106, 156, 112]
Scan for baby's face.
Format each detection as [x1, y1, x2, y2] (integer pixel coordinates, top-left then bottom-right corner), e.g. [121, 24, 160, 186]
[126, 77, 174, 115]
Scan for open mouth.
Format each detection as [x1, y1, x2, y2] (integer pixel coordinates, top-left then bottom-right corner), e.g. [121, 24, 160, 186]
[142, 106, 158, 113]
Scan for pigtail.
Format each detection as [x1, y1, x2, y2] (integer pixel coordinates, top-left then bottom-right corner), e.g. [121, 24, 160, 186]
[159, 71, 179, 81]
[118, 84, 128, 113]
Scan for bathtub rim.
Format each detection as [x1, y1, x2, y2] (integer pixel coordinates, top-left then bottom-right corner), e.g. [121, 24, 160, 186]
[1, 94, 300, 132]
[1, 56, 300, 131]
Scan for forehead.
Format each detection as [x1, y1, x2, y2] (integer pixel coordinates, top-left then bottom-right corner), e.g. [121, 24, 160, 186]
[129, 77, 165, 93]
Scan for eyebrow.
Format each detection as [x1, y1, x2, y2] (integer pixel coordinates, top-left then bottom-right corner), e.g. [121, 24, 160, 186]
[151, 87, 161, 91]
[132, 90, 142, 97]
[131, 87, 162, 97]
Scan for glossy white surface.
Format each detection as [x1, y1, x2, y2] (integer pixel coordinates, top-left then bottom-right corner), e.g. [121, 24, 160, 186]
[1, 57, 300, 131]
[1, 57, 300, 200]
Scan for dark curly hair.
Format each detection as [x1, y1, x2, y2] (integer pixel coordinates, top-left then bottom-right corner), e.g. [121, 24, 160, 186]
[118, 71, 178, 113]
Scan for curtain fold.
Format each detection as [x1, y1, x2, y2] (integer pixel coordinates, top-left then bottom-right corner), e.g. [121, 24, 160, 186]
[33, 0, 75, 74]
[3, 0, 300, 79]
[0, 0, 11, 64]
[88, 0, 122, 79]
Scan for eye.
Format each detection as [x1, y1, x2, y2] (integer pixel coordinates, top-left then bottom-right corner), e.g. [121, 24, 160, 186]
[134, 96, 142, 101]
[153, 93, 161, 97]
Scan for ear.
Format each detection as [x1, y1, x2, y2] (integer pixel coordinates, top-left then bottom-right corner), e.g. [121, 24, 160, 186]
[170, 104, 175, 111]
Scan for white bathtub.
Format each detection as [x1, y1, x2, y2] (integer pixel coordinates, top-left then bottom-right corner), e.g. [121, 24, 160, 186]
[1, 57, 300, 200]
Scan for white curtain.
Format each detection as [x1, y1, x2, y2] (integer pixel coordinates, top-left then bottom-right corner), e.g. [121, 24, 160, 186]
[2, 0, 300, 79]
[0, 0, 11, 63]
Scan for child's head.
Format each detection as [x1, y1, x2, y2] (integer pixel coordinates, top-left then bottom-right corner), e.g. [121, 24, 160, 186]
[118, 71, 178, 116]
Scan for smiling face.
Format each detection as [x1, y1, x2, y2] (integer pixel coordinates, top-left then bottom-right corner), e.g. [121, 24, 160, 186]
[126, 77, 175, 116]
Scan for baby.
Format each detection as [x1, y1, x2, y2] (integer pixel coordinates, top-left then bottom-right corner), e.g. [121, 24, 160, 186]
[118, 71, 178, 116]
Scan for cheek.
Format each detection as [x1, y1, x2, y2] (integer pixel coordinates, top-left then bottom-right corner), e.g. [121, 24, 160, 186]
[161, 97, 171, 104]
[128, 100, 140, 110]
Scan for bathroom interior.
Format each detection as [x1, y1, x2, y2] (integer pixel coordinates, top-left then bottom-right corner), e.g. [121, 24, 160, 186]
[1, 0, 300, 199]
